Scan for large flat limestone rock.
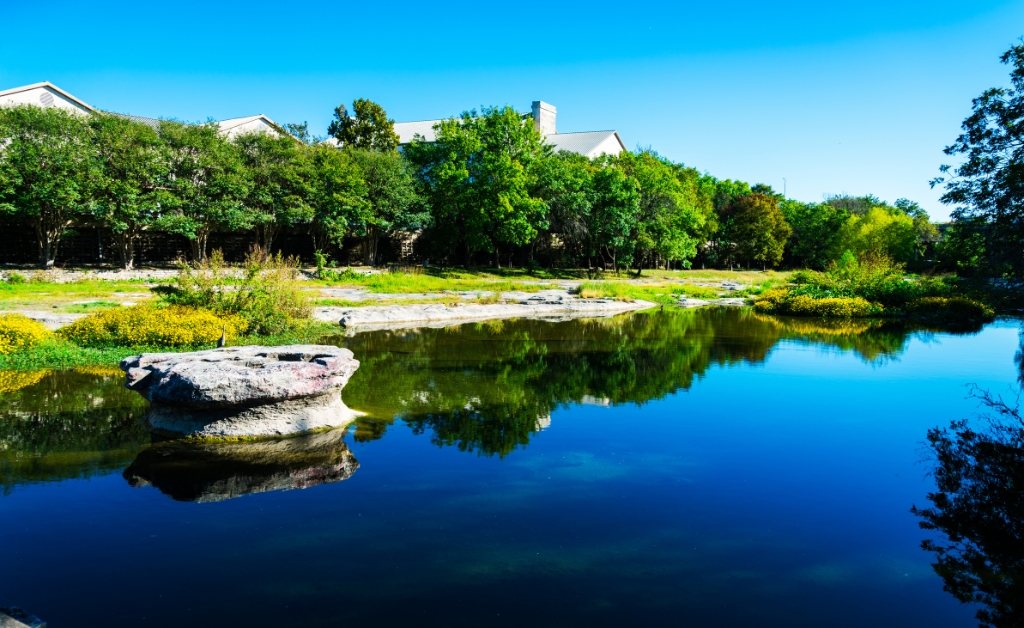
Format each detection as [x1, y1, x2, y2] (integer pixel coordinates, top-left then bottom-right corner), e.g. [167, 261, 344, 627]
[120, 345, 360, 438]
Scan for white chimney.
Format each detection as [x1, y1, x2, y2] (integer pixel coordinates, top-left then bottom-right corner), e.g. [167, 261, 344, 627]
[532, 101, 556, 135]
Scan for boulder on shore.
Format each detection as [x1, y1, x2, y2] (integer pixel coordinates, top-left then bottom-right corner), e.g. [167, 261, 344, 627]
[120, 345, 360, 438]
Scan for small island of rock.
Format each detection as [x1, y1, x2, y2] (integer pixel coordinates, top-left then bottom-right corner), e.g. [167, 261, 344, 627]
[120, 345, 360, 438]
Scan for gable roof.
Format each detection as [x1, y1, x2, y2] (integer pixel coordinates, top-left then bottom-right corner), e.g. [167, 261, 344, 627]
[0, 81, 96, 112]
[546, 130, 626, 157]
[216, 114, 284, 135]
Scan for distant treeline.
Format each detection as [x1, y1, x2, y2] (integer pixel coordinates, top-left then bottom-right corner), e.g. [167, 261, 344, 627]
[0, 100, 944, 271]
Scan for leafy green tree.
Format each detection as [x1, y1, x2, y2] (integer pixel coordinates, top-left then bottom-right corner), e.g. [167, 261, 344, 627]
[895, 198, 940, 258]
[306, 143, 367, 253]
[327, 99, 400, 152]
[839, 205, 917, 263]
[933, 41, 1024, 280]
[937, 218, 989, 276]
[0, 105, 95, 268]
[347, 148, 426, 265]
[407, 107, 547, 267]
[157, 120, 250, 261]
[719, 192, 791, 269]
[782, 200, 850, 269]
[89, 114, 169, 269]
[618, 150, 712, 273]
[233, 131, 312, 254]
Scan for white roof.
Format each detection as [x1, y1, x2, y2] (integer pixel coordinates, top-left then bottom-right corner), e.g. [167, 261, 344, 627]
[0, 81, 96, 112]
[216, 114, 282, 133]
[394, 119, 444, 144]
[394, 121, 626, 158]
[546, 130, 626, 157]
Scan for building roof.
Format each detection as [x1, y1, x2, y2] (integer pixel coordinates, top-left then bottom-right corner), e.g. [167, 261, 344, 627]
[112, 113, 162, 130]
[217, 114, 282, 134]
[394, 119, 444, 144]
[0, 81, 96, 112]
[545, 130, 626, 157]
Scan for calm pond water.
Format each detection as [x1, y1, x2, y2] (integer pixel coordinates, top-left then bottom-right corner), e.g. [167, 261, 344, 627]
[0, 309, 1020, 627]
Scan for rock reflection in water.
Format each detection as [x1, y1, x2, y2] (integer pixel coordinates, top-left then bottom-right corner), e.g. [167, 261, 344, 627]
[123, 428, 358, 503]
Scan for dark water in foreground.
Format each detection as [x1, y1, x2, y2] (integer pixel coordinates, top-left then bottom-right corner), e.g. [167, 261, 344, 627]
[0, 309, 1020, 627]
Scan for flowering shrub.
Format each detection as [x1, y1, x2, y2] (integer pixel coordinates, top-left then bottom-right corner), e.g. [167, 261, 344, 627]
[0, 314, 52, 355]
[57, 305, 243, 348]
[754, 289, 880, 317]
[905, 296, 995, 325]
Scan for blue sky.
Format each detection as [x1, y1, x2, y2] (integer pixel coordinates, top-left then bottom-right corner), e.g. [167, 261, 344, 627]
[2, 0, 1022, 220]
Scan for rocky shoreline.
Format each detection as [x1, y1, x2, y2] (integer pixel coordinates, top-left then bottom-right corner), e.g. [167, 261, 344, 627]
[313, 297, 658, 330]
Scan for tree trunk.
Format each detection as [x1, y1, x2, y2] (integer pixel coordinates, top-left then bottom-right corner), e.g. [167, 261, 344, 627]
[463, 242, 472, 269]
[191, 229, 210, 262]
[257, 224, 279, 259]
[114, 231, 136, 270]
[363, 228, 380, 267]
[493, 245, 500, 269]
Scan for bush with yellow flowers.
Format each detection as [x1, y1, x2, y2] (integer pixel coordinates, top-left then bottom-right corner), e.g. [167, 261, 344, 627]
[753, 288, 881, 317]
[905, 296, 995, 325]
[57, 305, 244, 348]
[0, 313, 52, 355]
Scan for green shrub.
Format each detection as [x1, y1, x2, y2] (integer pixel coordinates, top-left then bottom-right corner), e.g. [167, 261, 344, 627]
[0, 313, 52, 354]
[904, 296, 995, 325]
[5, 272, 27, 284]
[58, 305, 244, 348]
[753, 288, 880, 317]
[160, 247, 311, 335]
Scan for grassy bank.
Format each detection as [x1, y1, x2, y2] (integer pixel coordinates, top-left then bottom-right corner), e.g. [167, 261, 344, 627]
[0, 321, 339, 371]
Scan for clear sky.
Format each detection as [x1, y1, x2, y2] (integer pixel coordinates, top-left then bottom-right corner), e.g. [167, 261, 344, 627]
[2, 0, 1022, 220]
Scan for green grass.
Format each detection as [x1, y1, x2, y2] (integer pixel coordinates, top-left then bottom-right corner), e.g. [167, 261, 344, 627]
[313, 270, 551, 294]
[58, 300, 123, 313]
[0, 280, 156, 310]
[575, 281, 739, 304]
[0, 321, 340, 371]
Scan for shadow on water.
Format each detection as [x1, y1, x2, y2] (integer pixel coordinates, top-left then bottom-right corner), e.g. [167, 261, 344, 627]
[0, 308, 986, 494]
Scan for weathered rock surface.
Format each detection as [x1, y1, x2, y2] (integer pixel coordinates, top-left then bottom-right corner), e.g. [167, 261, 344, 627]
[313, 298, 656, 331]
[120, 345, 360, 438]
[123, 428, 358, 502]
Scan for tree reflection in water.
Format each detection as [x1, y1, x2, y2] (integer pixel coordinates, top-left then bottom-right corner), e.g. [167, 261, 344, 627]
[913, 387, 1024, 628]
[337, 308, 978, 456]
[0, 308, 984, 490]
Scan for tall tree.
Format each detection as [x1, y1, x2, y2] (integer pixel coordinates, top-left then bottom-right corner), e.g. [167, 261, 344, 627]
[407, 106, 547, 267]
[157, 120, 250, 261]
[934, 41, 1024, 280]
[347, 148, 426, 265]
[782, 200, 850, 269]
[327, 99, 400, 152]
[719, 192, 791, 269]
[89, 114, 169, 269]
[233, 131, 312, 254]
[306, 143, 367, 253]
[618, 150, 712, 273]
[0, 105, 95, 268]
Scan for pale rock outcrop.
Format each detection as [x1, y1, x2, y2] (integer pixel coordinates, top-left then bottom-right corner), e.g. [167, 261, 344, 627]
[120, 345, 360, 438]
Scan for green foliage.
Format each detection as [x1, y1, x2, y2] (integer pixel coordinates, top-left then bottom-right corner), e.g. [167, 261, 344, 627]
[5, 272, 26, 284]
[347, 148, 426, 265]
[88, 113, 169, 269]
[327, 99, 400, 152]
[306, 143, 367, 252]
[936, 218, 989, 276]
[904, 296, 995, 326]
[233, 130, 312, 252]
[160, 247, 311, 334]
[156, 120, 250, 261]
[618, 150, 713, 273]
[839, 205, 918, 263]
[406, 106, 548, 267]
[782, 200, 850, 269]
[0, 104, 96, 268]
[718, 192, 791, 269]
[933, 41, 1024, 280]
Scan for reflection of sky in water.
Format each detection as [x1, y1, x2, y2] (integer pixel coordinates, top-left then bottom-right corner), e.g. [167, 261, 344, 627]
[0, 312, 1018, 627]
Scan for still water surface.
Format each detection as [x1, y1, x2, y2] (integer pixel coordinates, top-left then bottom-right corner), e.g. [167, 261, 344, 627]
[0, 309, 1019, 627]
